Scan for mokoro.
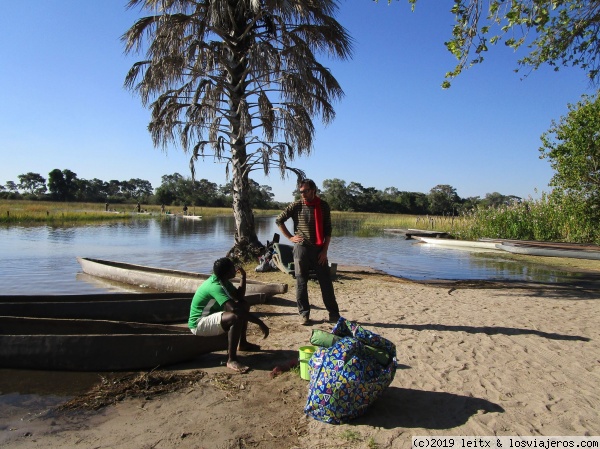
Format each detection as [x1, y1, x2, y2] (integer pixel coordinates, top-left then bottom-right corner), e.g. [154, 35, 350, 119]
[384, 229, 448, 239]
[0, 292, 265, 324]
[181, 215, 202, 220]
[480, 238, 600, 252]
[0, 292, 190, 323]
[0, 292, 187, 303]
[414, 236, 501, 251]
[495, 242, 600, 261]
[271, 243, 337, 278]
[77, 257, 288, 297]
[0, 316, 227, 371]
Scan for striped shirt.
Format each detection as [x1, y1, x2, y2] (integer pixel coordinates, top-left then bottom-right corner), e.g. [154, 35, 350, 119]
[275, 198, 332, 246]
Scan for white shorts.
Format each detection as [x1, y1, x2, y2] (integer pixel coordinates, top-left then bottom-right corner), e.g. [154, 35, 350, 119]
[191, 312, 226, 337]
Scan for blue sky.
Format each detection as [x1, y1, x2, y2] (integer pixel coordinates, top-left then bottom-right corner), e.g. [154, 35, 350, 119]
[0, 1, 594, 202]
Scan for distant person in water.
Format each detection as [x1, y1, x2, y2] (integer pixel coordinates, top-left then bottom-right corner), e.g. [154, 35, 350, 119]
[188, 257, 269, 373]
[183, 204, 188, 215]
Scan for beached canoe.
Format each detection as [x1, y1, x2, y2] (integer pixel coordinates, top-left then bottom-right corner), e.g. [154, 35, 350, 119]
[495, 242, 600, 261]
[77, 257, 288, 297]
[0, 292, 191, 323]
[0, 316, 228, 371]
[480, 238, 600, 251]
[0, 292, 186, 303]
[0, 292, 265, 323]
[414, 236, 501, 251]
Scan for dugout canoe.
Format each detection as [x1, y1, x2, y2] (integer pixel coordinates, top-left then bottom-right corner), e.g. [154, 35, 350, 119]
[77, 257, 287, 297]
[180, 214, 202, 220]
[495, 242, 600, 261]
[480, 238, 600, 251]
[0, 291, 265, 323]
[383, 229, 448, 239]
[414, 236, 501, 251]
[0, 292, 191, 323]
[0, 316, 228, 371]
[0, 292, 186, 303]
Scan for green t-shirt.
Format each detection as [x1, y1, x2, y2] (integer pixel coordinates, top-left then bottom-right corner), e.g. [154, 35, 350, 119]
[188, 274, 236, 329]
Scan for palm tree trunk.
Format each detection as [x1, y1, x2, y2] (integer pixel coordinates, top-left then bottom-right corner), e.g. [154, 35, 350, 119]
[229, 142, 263, 260]
[227, 30, 264, 261]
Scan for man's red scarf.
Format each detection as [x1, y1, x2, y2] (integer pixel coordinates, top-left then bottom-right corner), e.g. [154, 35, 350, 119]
[303, 196, 324, 246]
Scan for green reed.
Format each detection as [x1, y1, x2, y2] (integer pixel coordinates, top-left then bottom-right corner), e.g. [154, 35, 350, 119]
[453, 192, 600, 244]
[331, 212, 432, 237]
[332, 196, 600, 245]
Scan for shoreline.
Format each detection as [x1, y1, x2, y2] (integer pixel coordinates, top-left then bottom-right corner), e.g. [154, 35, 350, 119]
[2, 267, 600, 448]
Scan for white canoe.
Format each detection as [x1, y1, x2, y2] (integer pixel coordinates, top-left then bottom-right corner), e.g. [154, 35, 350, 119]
[77, 257, 288, 298]
[495, 242, 600, 261]
[415, 236, 501, 251]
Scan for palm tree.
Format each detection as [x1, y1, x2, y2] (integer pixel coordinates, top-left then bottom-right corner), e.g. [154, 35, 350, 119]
[123, 0, 352, 260]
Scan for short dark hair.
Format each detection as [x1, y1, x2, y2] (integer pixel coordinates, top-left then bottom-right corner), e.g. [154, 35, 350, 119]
[298, 178, 317, 191]
[213, 257, 235, 279]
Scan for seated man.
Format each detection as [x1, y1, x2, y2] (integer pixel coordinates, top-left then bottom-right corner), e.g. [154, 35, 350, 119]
[189, 257, 269, 373]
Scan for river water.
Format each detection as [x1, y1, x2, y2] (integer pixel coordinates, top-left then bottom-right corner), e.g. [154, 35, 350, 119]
[0, 215, 584, 295]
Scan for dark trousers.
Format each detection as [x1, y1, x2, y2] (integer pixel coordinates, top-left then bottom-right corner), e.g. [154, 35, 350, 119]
[293, 244, 339, 318]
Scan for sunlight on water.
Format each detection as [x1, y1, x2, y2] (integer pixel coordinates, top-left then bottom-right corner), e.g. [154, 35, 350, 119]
[0, 215, 583, 295]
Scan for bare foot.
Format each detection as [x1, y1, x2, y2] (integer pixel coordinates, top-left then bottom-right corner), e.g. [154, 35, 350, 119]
[238, 342, 261, 352]
[227, 360, 249, 374]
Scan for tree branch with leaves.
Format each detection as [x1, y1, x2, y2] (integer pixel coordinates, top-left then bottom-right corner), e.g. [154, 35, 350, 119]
[382, 0, 600, 87]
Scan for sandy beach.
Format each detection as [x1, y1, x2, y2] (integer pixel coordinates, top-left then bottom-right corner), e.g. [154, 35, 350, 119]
[2, 263, 600, 449]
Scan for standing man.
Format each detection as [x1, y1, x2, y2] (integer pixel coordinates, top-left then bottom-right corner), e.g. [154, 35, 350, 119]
[276, 179, 340, 325]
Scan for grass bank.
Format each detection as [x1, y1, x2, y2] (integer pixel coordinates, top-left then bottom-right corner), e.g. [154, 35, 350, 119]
[0, 200, 279, 224]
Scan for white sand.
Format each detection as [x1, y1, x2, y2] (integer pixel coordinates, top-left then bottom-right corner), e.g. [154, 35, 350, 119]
[3, 267, 600, 448]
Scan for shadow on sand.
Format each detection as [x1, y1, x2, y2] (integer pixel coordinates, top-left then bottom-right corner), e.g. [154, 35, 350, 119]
[353, 385, 504, 429]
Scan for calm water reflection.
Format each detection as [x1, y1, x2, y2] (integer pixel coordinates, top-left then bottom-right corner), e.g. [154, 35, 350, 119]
[0, 215, 584, 295]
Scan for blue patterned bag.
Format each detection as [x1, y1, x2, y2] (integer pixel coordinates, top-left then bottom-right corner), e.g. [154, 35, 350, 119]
[304, 317, 397, 424]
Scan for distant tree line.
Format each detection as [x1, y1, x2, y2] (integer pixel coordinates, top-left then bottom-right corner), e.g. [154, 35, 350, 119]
[0, 169, 277, 209]
[1, 169, 521, 215]
[319, 179, 521, 215]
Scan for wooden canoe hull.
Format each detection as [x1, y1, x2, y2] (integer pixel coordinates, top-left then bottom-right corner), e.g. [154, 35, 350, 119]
[384, 229, 449, 239]
[0, 295, 191, 323]
[495, 242, 600, 260]
[481, 238, 600, 252]
[0, 316, 228, 371]
[77, 257, 287, 297]
[0, 292, 190, 303]
[0, 292, 265, 323]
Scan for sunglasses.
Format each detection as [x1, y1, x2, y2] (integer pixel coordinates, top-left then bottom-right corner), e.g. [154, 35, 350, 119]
[299, 189, 311, 194]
